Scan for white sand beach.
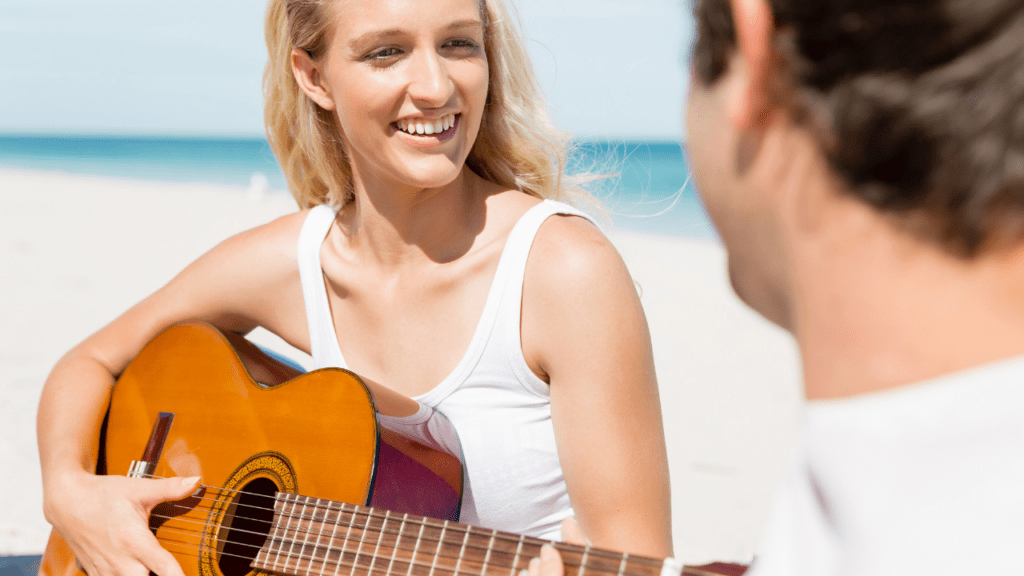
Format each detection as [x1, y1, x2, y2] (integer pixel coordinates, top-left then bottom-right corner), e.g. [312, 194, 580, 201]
[0, 169, 801, 564]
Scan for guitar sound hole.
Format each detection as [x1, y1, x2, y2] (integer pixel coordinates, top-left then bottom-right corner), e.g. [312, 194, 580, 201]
[217, 477, 278, 576]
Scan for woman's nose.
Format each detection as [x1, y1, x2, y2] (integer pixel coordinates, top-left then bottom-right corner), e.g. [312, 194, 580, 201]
[406, 51, 454, 105]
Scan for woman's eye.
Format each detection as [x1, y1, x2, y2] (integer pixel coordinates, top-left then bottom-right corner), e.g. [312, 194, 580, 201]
[444, 39, 479, 51]
[365, 47, 401, 61]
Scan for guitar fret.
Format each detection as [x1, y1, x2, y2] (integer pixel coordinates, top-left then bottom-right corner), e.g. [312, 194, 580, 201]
[405, 515, 427, 576]
[294, 494, 310, 574]
[284, 494, 300, 572]
[572, 546, 637, 576]
[268, 496, 281, 572]
[301, 495, 317, 573]
[578, 547, 590, 576]
[279, 496, 291, 571]
[334, 502, 353, 576]
[508, 534, 526, 576]
[323, 498, 339, 573]
[451, 524, 471, 576]
[285, 495, 307, 574]
[385, 513, 409, 576]
[302, 497, 316, 574]
[274, 494, 294, 572]
[282, 494, 295, 573]
[426, 521, 447, 576]
[366, 509, 391, 576]
[480, 529, 498, 576]
[352, 506, 372, 576]
[322, 500, 342, 576]
[312, 498, 329, 576]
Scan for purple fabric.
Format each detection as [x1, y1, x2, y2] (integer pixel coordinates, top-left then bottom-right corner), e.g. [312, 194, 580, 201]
[368, 441, 460, 522]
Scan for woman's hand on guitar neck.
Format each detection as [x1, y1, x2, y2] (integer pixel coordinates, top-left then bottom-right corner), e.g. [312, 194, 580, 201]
[44, 471, 201, 576]
[523, 518, 588, 576]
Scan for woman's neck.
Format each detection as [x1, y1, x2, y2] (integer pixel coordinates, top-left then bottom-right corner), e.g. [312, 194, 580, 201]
[337, 165, 497, 270]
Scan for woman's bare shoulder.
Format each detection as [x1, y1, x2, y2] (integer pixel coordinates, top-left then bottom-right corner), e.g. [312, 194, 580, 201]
[216, 208, 312, 259]
[528, 211, 622, 289]
[149, 208, 316, 324]
[520, 209, 645, 374]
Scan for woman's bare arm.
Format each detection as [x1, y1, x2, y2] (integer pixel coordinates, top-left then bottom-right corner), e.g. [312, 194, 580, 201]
[521, 215, 673, 557]
[37, 211, 308, 576]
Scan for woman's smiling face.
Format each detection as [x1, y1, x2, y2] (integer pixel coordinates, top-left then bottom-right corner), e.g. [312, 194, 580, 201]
[297, 0, 489, 192]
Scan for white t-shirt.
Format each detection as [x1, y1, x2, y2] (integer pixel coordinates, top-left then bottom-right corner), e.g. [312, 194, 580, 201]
[748, 355, 1024, 575]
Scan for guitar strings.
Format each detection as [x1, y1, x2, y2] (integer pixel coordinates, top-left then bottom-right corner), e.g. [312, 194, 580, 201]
[158, 493, 659, 574]
[149, 510, 663, 576]
[148, 520, 655, 576]
[145, 503, 666, 576]
[151, 529, 720, 576]
[133, 472, 661, 568]
[171, 499, 657, 576]
[151, 521, 575, 576]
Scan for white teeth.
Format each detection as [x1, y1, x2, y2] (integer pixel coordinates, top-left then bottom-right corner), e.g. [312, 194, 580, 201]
[397, 114, 457, 136]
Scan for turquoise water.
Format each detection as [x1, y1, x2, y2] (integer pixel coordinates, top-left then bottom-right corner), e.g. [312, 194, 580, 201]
[0, 135, 715, 239]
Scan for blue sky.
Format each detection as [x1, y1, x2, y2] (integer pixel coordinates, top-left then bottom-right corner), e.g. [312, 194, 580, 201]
[0, 0, 693, 140]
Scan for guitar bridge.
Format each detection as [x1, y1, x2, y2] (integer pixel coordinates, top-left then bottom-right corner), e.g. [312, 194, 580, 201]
[127, 412, 175, 478]
[127, 460, 155, 479]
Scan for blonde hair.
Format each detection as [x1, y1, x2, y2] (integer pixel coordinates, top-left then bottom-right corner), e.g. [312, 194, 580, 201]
[263, 0, 594, 209]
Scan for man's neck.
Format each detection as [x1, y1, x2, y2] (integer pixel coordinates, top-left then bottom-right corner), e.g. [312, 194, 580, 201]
[790, 214, 1024, 400]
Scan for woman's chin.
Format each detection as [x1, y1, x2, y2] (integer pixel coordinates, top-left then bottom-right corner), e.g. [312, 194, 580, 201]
[391, 160, 468, 190]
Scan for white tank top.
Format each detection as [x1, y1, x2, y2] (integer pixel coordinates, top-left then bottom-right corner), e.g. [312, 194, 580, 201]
[296, 200, 596, 539]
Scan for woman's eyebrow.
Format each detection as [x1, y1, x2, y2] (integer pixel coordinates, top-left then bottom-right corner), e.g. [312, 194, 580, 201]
[443, 19, 484, 32]
[348, 19, 484, 50]
[348, 29, 404, 51]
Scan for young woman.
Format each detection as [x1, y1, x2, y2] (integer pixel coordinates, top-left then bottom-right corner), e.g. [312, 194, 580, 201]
[37, 1, 673, 575]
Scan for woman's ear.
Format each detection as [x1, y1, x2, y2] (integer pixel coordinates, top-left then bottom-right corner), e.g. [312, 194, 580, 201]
[725, 0, 773, 130]
[291, 48, 336, 111]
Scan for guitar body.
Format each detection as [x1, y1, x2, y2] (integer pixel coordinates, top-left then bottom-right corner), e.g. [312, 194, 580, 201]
[40, 322, 463, 576]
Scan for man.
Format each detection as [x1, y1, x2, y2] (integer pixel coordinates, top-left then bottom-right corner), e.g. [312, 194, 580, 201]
[531, 0, 1024, 573]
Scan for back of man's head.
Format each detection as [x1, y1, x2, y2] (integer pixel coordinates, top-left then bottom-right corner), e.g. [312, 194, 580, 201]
[692, 0, 1024, 258]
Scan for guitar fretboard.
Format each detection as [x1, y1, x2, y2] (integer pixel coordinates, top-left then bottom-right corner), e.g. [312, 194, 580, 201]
[252, 493, 698, 576]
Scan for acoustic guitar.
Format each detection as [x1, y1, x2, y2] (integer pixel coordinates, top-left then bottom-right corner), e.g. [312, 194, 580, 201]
[38, 322, 746, 576]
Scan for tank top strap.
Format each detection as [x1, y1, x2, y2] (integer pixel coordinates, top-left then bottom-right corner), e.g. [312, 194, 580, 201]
[297, 204, 345, 368]
[494, 199, 598, 305]
[483, 200, 599, 394]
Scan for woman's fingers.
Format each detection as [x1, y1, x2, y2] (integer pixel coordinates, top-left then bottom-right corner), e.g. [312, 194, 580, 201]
[124, 476, 200, 576]
[519, 517, 587, 576]
[559, 517, 589, 546]
[133, 532, 188, 576]
[525, 545, 565, 576]
[135, 476, 202, 510]
[52, 474, 200, 576]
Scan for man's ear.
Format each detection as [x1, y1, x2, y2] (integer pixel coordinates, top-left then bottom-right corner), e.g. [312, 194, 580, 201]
[726, 0, 773, 130]
[291, 48, 336, 111]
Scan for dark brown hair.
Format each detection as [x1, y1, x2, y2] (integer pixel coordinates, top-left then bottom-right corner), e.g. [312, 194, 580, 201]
[692, 0, 1024, 257]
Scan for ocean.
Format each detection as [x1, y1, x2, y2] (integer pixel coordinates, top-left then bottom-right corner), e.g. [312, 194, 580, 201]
[0, 135, 716, 239]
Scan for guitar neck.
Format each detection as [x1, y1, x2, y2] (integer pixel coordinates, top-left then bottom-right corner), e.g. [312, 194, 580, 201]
[252, 493, 739, 576]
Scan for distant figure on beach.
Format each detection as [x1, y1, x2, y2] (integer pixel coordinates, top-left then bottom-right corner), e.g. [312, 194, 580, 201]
[35, 0, 673, 575]
[527, 0, 1024, 573]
